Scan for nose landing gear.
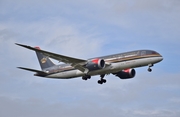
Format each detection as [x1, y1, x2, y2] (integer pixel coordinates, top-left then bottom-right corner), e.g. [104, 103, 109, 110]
[148, 67, 152, 72]
[148, 64, 153, 72]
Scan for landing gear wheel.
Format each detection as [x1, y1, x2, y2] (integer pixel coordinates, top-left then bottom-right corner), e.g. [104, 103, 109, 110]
[147, 64, 153, 72]
[82, 75, 91, 80]
[148, 68, 152, 72]
[98, 80, 103, 84]
[82, 77, 87, 80]
[87, 75, 91, 79]
[97, 74, 107, 84]
[102, 79, 106, 83]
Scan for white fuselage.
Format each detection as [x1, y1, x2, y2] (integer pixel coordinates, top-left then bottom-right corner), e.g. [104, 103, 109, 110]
[46, 56, 163, 79]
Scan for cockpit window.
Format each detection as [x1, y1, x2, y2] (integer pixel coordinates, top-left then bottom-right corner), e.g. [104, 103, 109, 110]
[145, 50, 159, 55]
[151, 51, 157, 54]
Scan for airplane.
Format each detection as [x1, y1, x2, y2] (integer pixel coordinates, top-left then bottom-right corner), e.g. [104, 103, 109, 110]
[16, 43, 163, 84]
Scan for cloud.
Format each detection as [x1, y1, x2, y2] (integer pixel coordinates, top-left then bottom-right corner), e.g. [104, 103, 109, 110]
[111, 0, 180, 12]
[2, 67, 176, 115]
[1, 0, 180, 45]
[0, 0, 180, 117]
[133, 109, 179, 117]
[0, 71, 180, 117]
[0, 16, 105, 56]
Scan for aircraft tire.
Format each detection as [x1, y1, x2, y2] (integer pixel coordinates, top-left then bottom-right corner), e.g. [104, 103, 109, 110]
[102, 79, 106, 83]
[98, 80, 103, 84]
[82, 76, 87, 80]
[148, 68, 152, 72]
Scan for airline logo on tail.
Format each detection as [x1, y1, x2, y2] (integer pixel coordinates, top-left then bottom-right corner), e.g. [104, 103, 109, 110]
[41, 58, 47, 63]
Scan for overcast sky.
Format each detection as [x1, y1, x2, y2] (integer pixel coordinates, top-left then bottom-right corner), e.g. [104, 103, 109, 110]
[0, 0, 180, 117]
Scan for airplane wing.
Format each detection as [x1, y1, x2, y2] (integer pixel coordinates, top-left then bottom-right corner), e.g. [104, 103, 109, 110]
[15, 43, 88, 72]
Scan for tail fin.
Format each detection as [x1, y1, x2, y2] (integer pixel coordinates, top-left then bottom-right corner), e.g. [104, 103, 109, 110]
[35, 47, 55, 70]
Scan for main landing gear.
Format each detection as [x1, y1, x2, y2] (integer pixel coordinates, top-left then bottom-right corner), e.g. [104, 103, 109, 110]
[148, 64, 154, 72]
[97, 74, 106, 84]
[82, 75, 91, 80]
[82, 74, 107, 84]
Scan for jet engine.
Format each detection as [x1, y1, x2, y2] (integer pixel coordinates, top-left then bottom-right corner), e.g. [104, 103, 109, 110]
[85, 58, 105, 71]
[114, 69, 136, 79]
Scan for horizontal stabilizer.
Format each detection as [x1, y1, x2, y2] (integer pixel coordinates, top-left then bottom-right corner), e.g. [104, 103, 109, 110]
[17, 67, 48, 76]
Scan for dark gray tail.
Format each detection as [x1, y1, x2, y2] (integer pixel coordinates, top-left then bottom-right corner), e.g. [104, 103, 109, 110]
[35, 47, 55, 70]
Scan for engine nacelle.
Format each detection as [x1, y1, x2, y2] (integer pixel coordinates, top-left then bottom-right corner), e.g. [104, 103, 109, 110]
[85, 58, 105, 71]
[114, 69, 136, 79]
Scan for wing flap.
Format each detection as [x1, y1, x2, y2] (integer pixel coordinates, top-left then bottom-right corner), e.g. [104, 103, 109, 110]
[73, 64, 89, 74]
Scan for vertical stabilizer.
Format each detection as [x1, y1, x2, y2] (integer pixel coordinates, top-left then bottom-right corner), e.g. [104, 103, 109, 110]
[35, 47, 55, 70]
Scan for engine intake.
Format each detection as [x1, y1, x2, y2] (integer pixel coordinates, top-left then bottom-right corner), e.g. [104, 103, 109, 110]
[114, 69, 136, 79]
[85, 58, 105, 71]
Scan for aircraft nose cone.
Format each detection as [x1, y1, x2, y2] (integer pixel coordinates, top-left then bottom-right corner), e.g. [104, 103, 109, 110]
[159, 56, 163, 62]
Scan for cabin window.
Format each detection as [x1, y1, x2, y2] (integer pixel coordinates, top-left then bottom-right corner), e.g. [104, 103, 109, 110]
[141, 51, 146, 56]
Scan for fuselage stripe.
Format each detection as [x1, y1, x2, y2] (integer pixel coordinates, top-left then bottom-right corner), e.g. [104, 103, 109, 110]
[46, 54, 161, 75]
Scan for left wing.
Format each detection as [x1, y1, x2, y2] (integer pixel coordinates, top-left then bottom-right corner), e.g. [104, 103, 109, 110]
[15, 43, 88, 73]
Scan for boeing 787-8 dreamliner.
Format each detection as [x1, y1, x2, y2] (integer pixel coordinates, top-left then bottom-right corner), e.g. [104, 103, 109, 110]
[16, 43, 163, 84]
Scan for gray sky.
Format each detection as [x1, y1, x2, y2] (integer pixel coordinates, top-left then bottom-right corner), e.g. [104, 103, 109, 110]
[0, 0, 180, 117]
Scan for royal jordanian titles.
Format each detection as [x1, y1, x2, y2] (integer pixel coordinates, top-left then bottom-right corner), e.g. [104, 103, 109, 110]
[16, 43, 163, 84]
